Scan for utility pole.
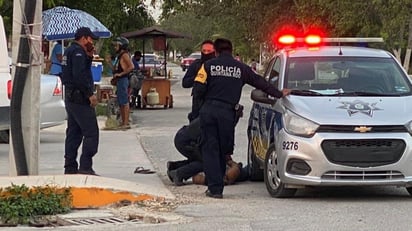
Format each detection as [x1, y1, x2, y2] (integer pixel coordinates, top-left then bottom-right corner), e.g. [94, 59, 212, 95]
[9, 0, 42, 175]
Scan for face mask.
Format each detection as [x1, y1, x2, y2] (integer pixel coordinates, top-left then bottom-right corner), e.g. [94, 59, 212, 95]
[85, 42, 94, 52]
[201, 52, 215, 62]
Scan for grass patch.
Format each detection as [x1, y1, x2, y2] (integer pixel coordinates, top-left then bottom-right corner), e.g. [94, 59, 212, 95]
[0, 184, 72, 226]
[95, 103, 107, 116]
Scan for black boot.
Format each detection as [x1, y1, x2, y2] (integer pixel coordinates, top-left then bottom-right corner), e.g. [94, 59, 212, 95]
[169, 170, 184, 186]
[167, 160, 190, 181]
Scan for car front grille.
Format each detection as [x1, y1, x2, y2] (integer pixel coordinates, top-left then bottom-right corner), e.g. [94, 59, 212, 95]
[317, 125, 407, 133]
[321, 139, 405, 167]
[322, 170, 404, 180]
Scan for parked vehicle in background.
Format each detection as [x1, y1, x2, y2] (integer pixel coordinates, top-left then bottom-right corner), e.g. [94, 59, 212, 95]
[0, 15, 66, 143]
[138, 53, 165, 76]
[180, 52, 201, 71]
[0, 71, 66, 143]
[247, 32, 412, 198]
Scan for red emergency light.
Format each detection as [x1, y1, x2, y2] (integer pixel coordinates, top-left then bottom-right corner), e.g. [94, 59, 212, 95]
[274, 28, 325, 49]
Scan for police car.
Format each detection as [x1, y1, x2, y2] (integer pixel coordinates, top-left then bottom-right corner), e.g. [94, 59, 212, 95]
[247, 33, 412, 197]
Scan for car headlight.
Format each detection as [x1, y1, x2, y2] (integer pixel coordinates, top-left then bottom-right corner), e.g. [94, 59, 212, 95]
[405, 121, 412, 135]
[283, 109, 319, 137]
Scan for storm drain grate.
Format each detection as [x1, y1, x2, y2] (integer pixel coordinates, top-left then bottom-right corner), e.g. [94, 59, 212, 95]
[56, 217, 144, 226]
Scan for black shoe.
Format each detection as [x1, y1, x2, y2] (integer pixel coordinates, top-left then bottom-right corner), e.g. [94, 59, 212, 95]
[205, 190, 223, 199]
[78, 169, 99, 176]
[64, 169, 78, 174]
[167, 160, 190, 171]
[167, 169, 173, 182]
[169, 170, 184, 186]
[166, 161, 174, 181]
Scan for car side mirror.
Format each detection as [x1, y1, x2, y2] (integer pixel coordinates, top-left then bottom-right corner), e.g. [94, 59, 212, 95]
[251, 89, 276, 105]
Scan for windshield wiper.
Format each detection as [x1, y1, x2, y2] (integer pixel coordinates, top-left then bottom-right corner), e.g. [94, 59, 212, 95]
[332, 91, 399, 96]
[290, 89, 323, 96]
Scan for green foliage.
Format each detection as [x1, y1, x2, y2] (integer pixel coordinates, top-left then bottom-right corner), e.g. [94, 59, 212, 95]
[0, 184, 72, 225]
[158, 0, 412, 64]
[95, 103, 108, 116]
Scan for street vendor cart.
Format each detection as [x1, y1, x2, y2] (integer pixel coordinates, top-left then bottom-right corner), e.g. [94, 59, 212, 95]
[121, 26, 191, 109]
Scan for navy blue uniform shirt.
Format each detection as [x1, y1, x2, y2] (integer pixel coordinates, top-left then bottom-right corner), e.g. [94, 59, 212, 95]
[61, 42, 94, 97]
[182, 59, 203, 88]
[193, 52, 283, 106]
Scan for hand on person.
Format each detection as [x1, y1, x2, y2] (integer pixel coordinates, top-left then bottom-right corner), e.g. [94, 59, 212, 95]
[282, 88, 292, 97]
[89, 94, 98, 108]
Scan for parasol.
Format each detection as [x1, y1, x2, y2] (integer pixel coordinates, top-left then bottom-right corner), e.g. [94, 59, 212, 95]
[42, 6, 112, 41]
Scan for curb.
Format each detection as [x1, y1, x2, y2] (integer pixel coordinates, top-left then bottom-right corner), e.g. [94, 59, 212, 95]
[0, 175, 175, 208]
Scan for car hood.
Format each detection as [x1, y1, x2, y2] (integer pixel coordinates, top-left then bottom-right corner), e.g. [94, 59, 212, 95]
[283, 95, 412, 125]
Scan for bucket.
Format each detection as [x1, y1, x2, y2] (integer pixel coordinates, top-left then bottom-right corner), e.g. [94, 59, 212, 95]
[91, 61, 103, 82]
[146, 88, 159, 105]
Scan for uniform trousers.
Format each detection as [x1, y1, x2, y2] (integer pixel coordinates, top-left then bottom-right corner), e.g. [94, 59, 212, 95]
[199, 100, 236, 194]
[173, 119, 203, 180]
[64, 101, 99, 173]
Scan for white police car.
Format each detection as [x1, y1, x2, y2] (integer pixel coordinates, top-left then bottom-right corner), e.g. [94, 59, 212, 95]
[247, 33, 412, 197]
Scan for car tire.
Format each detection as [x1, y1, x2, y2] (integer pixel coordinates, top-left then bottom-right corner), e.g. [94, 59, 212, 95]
[248, 140, 263, 181]
[0, 130, 10, 143]
[264, 145, 297, 198]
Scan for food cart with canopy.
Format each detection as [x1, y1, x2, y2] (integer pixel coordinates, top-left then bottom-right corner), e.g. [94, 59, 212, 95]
[121, 26, 191, 108]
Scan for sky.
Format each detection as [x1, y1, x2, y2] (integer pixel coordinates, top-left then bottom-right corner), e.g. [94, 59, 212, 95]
[144, 0, 162, 22]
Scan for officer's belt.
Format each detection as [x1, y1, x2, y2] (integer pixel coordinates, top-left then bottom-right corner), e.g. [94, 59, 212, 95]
[205, 99, 235, 110]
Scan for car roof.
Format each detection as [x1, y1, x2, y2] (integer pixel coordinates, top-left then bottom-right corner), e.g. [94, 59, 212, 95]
[283, 46, 392, 58]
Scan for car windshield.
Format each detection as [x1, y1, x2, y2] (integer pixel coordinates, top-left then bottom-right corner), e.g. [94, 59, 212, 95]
[285, 57, 412, 96]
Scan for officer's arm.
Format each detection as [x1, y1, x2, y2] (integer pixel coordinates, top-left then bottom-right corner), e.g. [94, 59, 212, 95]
[192, 64, 208, 100]
[243, 66, 283, 98]
[182, 60, 200, 88]
[71, 52, 94, 97]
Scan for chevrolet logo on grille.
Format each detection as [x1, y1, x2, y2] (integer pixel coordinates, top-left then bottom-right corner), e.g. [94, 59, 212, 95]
[354, 126, 372, 133]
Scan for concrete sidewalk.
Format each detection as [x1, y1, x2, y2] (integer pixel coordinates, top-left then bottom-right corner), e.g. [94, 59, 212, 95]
[0, 116, 174, 207]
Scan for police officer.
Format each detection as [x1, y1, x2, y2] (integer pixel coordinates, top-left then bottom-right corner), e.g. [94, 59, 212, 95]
[182, 40, 215, 121]
[193, 38, 291, 198]
[166, 40, 215, 184]
[61, 27, 99, 175]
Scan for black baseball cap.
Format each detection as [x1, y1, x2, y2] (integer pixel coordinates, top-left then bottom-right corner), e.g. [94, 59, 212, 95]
[74, 27, 99, 40]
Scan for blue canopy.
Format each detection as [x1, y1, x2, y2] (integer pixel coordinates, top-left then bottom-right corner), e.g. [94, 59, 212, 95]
[42, 6, 112, 41]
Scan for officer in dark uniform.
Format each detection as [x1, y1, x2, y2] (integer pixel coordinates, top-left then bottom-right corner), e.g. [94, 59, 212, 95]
[166, 40, 215, 184]
[182, 40, 215, 121]
[193, 38, 291, 198]
[61, 27, 99, 175]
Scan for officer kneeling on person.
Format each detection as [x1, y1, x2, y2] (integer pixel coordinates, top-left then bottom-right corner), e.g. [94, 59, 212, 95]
[193, 38, 291, 199]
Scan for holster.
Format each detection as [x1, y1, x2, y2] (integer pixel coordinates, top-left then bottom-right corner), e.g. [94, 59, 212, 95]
[234, 104, 244, 122]
[66, 88, 89, 105]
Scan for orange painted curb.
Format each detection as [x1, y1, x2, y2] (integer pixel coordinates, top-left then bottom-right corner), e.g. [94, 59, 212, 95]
[70, 187, 156, 209]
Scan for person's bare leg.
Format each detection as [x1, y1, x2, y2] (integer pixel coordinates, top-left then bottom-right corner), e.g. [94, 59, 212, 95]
[119, 106, 125, 125]
[120, 105, 130, 129]
[124, 105, 130, 126]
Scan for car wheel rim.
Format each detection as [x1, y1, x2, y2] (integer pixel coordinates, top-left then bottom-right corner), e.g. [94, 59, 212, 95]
[267, 149, 281, 190]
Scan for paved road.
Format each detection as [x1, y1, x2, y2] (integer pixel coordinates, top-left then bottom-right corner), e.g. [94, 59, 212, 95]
[131, 63, 412, 231]
[2, 63, 412, 230]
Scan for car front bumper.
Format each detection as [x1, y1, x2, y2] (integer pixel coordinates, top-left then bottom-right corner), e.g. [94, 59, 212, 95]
[275, 130, 412, 188]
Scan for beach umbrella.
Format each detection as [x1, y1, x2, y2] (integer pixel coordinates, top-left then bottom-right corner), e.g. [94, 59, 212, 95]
[42, 6, 112, 41]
